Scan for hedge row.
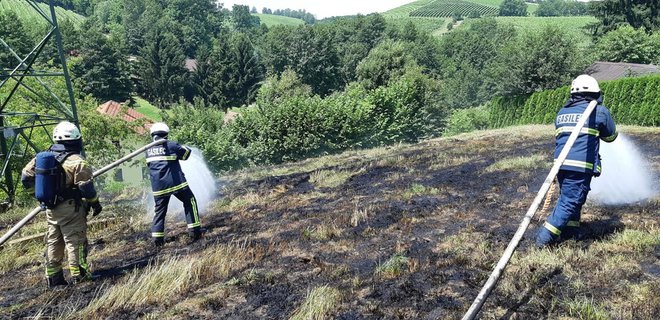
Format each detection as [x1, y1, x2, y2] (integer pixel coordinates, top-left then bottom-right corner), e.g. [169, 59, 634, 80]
[489, 74, 660, 128]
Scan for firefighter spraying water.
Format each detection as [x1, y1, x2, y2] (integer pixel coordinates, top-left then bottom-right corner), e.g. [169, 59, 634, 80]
[145, 122, 203, 247]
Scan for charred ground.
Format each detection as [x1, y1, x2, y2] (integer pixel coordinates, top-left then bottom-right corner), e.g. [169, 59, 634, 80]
[0, 125, 658, 319]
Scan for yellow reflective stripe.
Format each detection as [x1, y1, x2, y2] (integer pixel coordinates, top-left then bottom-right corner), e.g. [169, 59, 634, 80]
[46, 266, 61, 276]
[79, 244, 89, 274]
[555, 127, 600, 137]
[187, 197, 201, 228]
[544, 222, 561, 235]
[152, 182, 189, 196]
[87, 196, 98, 202]
[602, 131, 618, 142]
[182, 147, 191, 160]
[146, 156, 177, 163]
[566, 221, 580, 227]
[152, 232, 165, 237]
[192, 197, 199, 224]
[560, 159, 594, 170]
[70, 265, 80, 276]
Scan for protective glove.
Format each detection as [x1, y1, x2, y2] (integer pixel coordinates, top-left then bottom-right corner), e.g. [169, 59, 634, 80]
[90, 201, 103, 217]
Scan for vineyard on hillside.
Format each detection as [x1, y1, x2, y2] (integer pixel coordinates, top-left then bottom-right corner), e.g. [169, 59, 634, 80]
[410, 0, 499, 18]
[0, 0, 84, 26]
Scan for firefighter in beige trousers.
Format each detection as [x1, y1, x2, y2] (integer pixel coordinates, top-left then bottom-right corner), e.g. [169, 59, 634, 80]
[21, 121, 102, 288]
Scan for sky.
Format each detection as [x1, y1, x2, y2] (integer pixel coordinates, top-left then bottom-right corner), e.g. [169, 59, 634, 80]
[219, 0, 413, 19]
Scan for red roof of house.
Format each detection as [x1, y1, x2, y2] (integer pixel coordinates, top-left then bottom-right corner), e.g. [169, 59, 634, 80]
[96, 100, 153, 134]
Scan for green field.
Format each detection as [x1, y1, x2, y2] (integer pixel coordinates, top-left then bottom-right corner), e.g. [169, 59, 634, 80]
[461, 16, 597, 45]
[254, 13, 304, 27]
[0, 0, 85, 26]
[133, 96, 162, 122]
[388, 16, 452, 36]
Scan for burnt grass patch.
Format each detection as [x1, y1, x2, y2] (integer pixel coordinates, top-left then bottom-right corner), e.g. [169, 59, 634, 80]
[1, 126, 658, 319]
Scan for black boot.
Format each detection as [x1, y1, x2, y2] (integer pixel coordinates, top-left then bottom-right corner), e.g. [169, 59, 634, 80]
[72, 268, 93, 285]
[154, 237, 165, 247]
[47, 270, 68, 288]
[188, 228, 202, 243]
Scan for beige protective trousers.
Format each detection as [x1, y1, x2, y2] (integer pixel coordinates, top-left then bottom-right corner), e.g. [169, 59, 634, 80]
[45, 199, 89, 278]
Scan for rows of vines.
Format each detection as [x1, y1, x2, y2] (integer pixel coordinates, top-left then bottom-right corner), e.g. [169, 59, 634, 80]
[0, 0, 84, 26]
[409, 0, 499, 18]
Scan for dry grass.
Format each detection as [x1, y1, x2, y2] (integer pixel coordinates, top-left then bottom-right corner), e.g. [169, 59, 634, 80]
[351, 207, 369, 227]
[303, 223, 342, 241]
[402, 183, 439, 199]
[375, 254, 409, 279]
[0, 242, 43, 274]
[78, 241, 255, 317]
[290, 285, 342, 320]
[484, 153, 551, 173]
[309, 169, 354, 189]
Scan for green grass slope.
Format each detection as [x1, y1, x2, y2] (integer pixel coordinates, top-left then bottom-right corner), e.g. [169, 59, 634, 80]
[460, 16, 597, 46]
[0, 0, 85, 26]
[1, 125, 657, 319]
[254, 13, 305, 27]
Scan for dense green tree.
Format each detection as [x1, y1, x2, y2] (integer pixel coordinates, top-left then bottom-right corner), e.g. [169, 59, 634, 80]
[123, 0, 147, 55]
[499, 0, 528, 16]
[438, 18, 517, 108]
[0, 11, 34, 72]
[137, 18, 190, 107]
[195, 33, 264, 109]
[166, 0, 225, 57]
[356, 40, 417, 90]
[232, 4, 260, 32]
[256, 69, 312, 109]
[331, 14, 387, 84]
[489, 25, 588, 96]
[71, 28, 132, 102]
[261, 25, 340, 95]
[596, 25, 658, 64]
[590, 0, 659, 35]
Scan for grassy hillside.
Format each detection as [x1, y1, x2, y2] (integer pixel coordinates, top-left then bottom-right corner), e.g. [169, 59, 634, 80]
[132, 96, 162, 122]
[1, 125, 658, 319]
[461, 16, 597, 46]
[254, 13, 305, 27]
[0, 0, 85, 26]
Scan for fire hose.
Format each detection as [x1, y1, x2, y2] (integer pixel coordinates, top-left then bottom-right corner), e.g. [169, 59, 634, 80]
[0, 139, 166, 247]
[461, 100, 598, 320]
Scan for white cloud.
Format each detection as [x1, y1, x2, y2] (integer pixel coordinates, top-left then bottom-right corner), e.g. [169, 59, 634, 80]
[219, 0, 412, 19]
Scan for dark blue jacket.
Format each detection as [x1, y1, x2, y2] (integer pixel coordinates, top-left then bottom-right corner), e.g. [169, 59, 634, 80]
[554, 95, 617, 176]
[146, 138, 192, 196]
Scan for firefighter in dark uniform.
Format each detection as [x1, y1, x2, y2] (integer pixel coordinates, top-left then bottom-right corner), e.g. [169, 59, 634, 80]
[536, 75, 618, 247]
[146, 122, 201, 246]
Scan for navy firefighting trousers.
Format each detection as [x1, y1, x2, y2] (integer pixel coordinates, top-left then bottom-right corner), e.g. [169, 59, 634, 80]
[536, 170, 592, 247]
[151, 187, 201, 239]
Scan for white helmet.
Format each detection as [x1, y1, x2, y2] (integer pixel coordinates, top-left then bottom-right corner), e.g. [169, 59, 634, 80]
[52, 121, 81, 141]
[571, 74, 600, 94]
[150, 122, 170, 136]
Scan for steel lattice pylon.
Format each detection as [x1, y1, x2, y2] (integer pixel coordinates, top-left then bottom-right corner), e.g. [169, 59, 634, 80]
[0, 0, 79, 203]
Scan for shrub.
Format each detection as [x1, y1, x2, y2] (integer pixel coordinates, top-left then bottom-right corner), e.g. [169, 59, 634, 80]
[170, 68, 447, 171]
[444, 106, 491, 136]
